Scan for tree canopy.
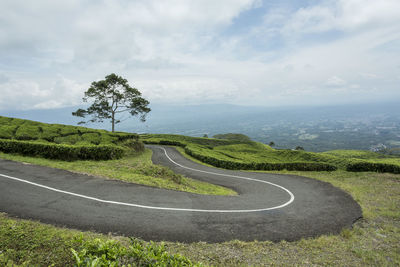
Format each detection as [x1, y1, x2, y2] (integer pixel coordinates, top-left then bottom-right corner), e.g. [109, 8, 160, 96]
[72, 73, 150, 132]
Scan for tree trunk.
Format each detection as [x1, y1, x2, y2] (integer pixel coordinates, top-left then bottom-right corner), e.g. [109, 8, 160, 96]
[112, 111, 115, 132]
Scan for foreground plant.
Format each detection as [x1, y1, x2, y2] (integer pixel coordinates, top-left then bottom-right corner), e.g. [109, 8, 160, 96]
[71, 238, 199, 267]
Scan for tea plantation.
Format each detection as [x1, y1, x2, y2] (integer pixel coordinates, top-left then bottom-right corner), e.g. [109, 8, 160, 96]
[141, 134, 400, 173]
[0, 116, 139, 161]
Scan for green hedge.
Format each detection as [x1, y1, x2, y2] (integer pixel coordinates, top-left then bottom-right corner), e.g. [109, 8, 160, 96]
[40, 126, 61, 141]
[346, 162, 400, 174]
[111, 132, 139, 142]
[81, 133, 101, 145]
[142, 140, 186, 147]
[54, 134, 82, 145]
[0, 139, 124, 161]
[14, 125, 40, 140]
[0, 126, 17, 139]
[184, 146, 337, 171]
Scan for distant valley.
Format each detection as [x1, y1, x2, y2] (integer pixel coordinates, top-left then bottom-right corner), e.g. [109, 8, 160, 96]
[2, 102, 400, 152]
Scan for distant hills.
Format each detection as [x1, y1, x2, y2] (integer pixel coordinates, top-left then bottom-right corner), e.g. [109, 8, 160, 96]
[2, 101, 400, 152]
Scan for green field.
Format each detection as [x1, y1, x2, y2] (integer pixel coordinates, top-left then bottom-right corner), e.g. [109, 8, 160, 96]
[141, 134, 400, 173]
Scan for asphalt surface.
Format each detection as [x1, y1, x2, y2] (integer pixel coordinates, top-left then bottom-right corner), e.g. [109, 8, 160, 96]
[0, 145, 362, 242]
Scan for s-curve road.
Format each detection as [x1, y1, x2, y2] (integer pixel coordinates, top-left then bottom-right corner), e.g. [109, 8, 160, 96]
[0, 145, 361, 243]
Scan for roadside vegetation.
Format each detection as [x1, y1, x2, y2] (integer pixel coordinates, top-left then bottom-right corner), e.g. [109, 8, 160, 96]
[0, 116, 235, 196]
[0, 212, 199, 266]
[141, 133, 400, 173]
[1, 170, 398, 266]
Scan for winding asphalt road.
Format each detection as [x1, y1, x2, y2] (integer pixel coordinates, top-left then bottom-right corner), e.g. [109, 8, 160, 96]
[0, 145, 362, 242]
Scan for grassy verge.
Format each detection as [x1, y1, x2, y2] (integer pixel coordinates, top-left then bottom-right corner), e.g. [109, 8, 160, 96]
[0, 213, 199, 266]
[1, 171, 398, 266]
[0, 149, 236, 196]
[164, 171, 400, 266]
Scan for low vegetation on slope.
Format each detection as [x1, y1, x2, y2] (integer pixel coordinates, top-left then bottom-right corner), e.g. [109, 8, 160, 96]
[0, 116, 139, 160]
[0, 116, 235, 195]
[140, 134, 400, 173]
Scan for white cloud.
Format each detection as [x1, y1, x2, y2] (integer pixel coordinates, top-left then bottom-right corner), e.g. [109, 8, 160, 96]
[281, 0, 400, 35]
[326, 76, 346, 87]
[0, 0, 399, 110]
[0, 76, 86, 110]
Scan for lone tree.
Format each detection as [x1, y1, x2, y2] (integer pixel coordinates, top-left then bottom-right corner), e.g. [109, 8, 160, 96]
[269, 141, 275, 147]
[72, 73, 150, 132]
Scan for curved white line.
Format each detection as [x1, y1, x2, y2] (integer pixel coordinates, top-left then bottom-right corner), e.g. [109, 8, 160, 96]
[0, 147, 294, 213]
[159, 146, 294, 211]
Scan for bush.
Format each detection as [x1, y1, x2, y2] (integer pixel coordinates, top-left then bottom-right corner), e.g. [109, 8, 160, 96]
[0, 139, 124, 161]
[0, 116, 13, 125]
[40, 126, 61, 142]
[110, 132, 139, 142]
[59, 126, 80, 136]
[71, 238, 195, 267]
[185, 146, 336, 171]
[213, 133, 251, 142]
[14, 125, 40, 140]
[0, 125, 17, 139]
[346, 162, 400, 174]
[142, 140, 186, 147]
[123, 139, 145, 152]
[100, 133, 118, 144]
[81, 133, 101, 145]
[54, 134, 82, 145]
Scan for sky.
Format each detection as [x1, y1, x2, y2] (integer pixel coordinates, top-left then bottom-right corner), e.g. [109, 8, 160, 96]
[0, 0, 399, 111]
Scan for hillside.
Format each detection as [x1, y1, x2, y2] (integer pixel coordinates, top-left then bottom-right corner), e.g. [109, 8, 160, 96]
[140, 134, 400, 173]
[0, 115, 137, 146]
[0, 116, 235, 195]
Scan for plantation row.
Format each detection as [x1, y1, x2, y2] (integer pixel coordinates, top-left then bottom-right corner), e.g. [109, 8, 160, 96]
[185, 145, 337, 171]
[140, 133, 245, 148]
[0, 116, 143, 161]
[346, 161, 400, 174]
[0, 116, 138, 145]
[0, 139, 124, 161]
[142, 134, 400, 174]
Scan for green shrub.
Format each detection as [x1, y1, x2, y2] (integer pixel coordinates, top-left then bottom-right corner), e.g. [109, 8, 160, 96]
[59, 126, 80, 136]
[122, 139, 145, 152]
[54, 134, 82, 145]
[110, 132, 139, 142]
[185, 145, 337, 171]
[39, 126, 61, 141]
[346, 162, 400, 174]
[71, 238, 196, 267]
[0, 116, 13, 125]
[140, 134, 238, 148]
[9, 118, 26, 126]
[81, 133, 101, 145]
[0, 139, 124, 161]
[213, 133, 251, 142]
[100, 133, 118, 144]
[142, 140, 187, 147]
[0, 125, 17, 139]
[14, 125, 40, 140]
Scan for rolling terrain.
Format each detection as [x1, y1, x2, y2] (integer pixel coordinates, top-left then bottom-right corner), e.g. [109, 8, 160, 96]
[0, 116, 399, 266]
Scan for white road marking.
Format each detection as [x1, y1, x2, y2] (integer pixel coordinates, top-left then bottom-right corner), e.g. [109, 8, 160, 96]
[0, 147, 294, 212]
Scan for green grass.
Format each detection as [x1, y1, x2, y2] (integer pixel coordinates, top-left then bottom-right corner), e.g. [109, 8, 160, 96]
[0, 213, 200, 266]
[164, 171, 400, 266]
[1, 171, 398, 266]
[0, 149, 236, 196]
